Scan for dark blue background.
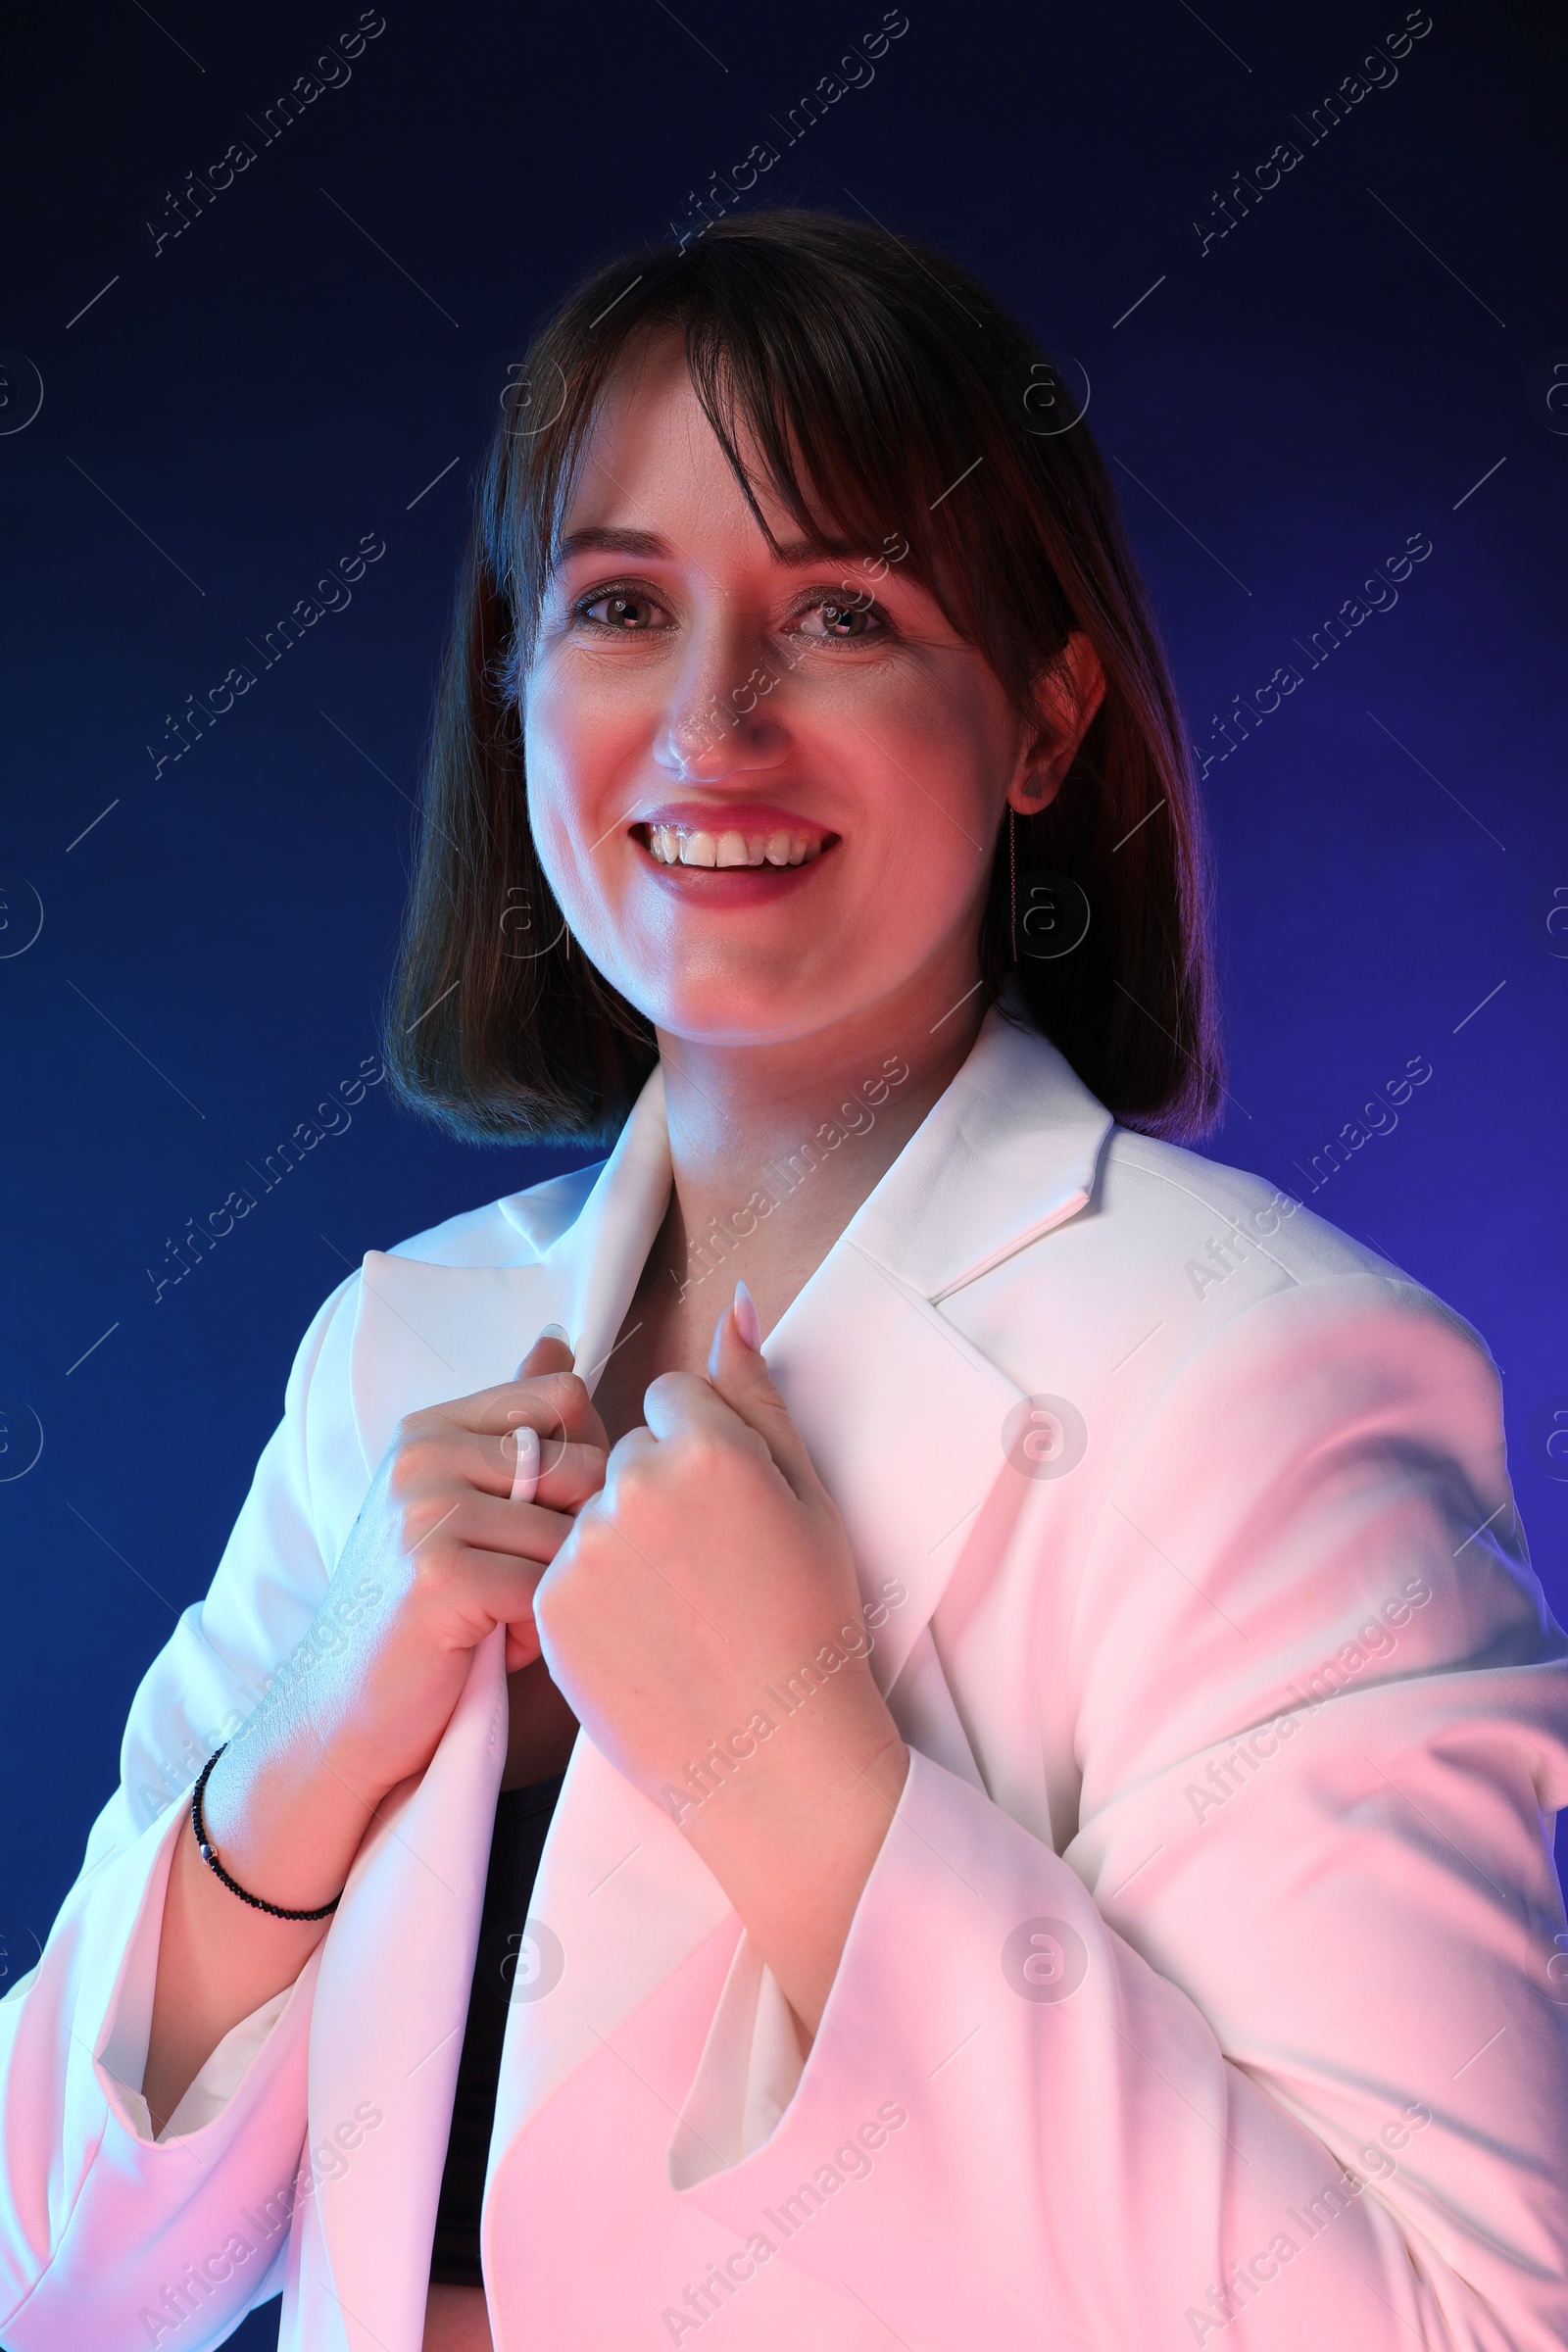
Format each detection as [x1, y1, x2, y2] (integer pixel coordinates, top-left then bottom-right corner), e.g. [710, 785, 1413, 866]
[2, 4, 1564, 2342]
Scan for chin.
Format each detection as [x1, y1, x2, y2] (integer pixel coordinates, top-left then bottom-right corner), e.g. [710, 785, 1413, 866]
[634, 978, 843, 1049]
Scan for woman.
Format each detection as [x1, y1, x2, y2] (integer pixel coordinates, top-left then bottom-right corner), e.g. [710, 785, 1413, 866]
[3, 210, 1566, 2352]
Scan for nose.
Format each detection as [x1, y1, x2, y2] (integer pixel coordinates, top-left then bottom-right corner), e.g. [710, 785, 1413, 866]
[652, 710, 727, 781]
[650, 620, 787, 782]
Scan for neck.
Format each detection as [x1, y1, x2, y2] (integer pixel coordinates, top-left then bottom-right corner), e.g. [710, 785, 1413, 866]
[650, 961, 990, 1338]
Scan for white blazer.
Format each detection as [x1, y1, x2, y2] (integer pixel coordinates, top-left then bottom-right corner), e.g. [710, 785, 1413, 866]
[4, 1010, 1568, 2352]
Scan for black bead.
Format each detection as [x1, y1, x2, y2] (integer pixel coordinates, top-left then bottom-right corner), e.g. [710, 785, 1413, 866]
[189, 1740, 343, 1921]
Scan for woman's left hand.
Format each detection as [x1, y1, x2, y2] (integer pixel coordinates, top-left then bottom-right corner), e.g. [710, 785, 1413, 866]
[532, 1287, 909, 2035]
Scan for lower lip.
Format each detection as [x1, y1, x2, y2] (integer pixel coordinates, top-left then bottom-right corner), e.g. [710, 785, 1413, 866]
[633, 838, 837, 906]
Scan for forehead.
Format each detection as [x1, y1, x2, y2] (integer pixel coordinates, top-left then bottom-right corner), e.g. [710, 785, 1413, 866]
[550, 334, 835, 569]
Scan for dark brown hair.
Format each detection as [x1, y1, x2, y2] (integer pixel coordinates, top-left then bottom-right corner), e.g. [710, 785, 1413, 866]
[384, 206, 1224, 1147]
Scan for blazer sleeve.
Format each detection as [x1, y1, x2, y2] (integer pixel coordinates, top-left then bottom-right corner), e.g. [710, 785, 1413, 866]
[0, 1272, 363, 2352]
[669, 1271, 1568, 2352]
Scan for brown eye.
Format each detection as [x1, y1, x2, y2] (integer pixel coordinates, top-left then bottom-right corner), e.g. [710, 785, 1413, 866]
[581, 591, 661, 630]
[804, 597, 879, 640]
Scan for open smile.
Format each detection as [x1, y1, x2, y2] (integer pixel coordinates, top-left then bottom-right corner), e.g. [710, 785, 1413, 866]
[634, 821, 833, 869]
[626, 806, 841, 897]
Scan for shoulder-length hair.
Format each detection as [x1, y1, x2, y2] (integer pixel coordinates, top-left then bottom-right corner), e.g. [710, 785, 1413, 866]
[384, 206, 1224, 1148]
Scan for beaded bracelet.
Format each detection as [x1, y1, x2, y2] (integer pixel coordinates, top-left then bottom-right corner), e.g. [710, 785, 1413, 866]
[191, 1743, 343, 1922]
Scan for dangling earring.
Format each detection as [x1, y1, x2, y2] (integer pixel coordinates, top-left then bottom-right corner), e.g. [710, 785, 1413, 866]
[1008, 804, 1018, 962]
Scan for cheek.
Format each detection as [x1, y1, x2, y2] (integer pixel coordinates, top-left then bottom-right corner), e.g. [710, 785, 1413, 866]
[857, 712, 1000, 926]
[523, 672, 599, 836]
[856, 676, 1010, 883]
[522, 676, 634, 920]
[862, 814, 987, 951]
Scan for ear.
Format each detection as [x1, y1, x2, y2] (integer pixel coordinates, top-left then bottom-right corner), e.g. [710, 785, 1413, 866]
[1006, 630, 1106, 817]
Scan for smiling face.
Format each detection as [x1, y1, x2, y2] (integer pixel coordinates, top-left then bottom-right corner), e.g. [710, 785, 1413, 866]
[521, 331, 1095, 1054]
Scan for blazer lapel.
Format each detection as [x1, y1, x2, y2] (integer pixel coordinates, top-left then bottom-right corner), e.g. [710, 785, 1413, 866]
[314, 1074, 679, 2350]
[315, 1012, 1113, 2347]
[348, 1062, 675, 1467]
[300, 1621, 509, 2352]
[764, 1238, 1027, 1699]
[763, 1011, 1114, 1697]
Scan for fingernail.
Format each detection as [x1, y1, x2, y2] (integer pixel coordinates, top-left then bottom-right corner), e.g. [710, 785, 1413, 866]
[538, 1322, 569, 1345]
[733, 1279, 761, 1351]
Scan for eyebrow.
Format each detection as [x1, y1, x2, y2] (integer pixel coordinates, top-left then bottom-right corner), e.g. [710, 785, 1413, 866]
[548, 523, 842, 575]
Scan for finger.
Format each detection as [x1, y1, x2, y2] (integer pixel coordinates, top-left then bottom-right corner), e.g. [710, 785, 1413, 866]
[597, 1422, 660, 1499]
[444, 1431, 607, 1504]
[558, 1426, 658, 1535]
[530, 1435, 606, 1510]
[431, 1493, 579, 1568]
[405, 1533, 555, 1653]
[429, 1367, 609, 1452]
[703, 1280, 822, 1501]
[460, 1544, 551, 1662]
[514, 1324, 573, 1382]
[503, 1620, 544, 1675]
[638, 1289, 817, 1504]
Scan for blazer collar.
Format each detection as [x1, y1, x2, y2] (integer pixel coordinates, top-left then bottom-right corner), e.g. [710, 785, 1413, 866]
[829, 1003, 1114, 1302]
[514, 997, 1115, 1318]
[349, 1008, 1110, 1478]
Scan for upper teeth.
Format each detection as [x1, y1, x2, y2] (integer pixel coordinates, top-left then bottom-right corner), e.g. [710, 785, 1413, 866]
[645, 825, 824, 868]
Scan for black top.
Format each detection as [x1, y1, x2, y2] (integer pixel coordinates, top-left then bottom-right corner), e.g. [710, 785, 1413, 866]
[427, 1770, 566, 2289]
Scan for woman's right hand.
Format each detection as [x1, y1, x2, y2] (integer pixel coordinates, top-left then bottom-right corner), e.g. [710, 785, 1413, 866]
[248, 1329, 609, 1806]
[145, 1333, 607, 2134]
